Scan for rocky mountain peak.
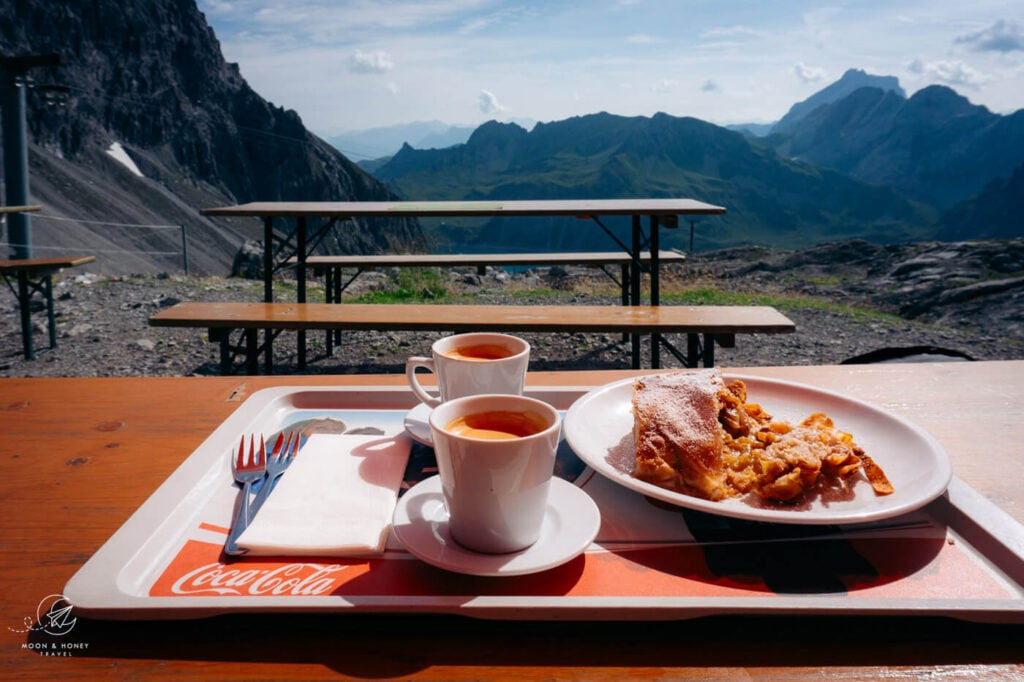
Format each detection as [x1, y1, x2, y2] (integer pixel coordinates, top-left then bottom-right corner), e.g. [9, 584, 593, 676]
[773, 68, 906, 134]
[0, 0, 426, 275]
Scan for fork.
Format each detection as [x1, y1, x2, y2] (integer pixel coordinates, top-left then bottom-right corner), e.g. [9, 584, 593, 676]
[249, 431, 300, 517]
[224, 434, 265, 556]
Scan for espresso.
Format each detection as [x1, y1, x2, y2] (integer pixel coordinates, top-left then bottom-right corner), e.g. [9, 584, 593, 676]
[442, 343, 514, 361]
[445, 410, 547, 440]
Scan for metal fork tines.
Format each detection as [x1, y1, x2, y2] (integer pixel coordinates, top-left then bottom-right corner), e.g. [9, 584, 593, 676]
[225, 434, 266, 556]
[250, 432, 300, 517]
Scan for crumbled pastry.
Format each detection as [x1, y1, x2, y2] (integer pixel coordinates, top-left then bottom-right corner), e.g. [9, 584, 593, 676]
[632, 370, 893, 503]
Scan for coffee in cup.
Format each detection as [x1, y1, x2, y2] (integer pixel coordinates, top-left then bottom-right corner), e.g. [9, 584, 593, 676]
[444, 409, 548, 439]
[441, 343, 515, 361]
[428, 394, 561, 554]
[406, 332, 530, 408]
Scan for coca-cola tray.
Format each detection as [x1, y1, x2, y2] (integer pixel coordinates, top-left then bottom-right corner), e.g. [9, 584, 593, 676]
[64, 383, 1024, 622]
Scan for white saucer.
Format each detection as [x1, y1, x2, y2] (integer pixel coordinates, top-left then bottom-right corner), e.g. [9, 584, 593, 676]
[392, 476, 601, 577]
[403, 402, 433, 446]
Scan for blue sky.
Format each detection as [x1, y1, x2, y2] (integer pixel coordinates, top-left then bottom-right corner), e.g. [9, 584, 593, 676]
[198, 0, 1024, 135]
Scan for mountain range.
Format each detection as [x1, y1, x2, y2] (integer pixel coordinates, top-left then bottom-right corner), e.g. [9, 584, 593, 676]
[0, 0, 424, 275]
[367, 69, 1023, 253]
[2, 1, 1021, 273]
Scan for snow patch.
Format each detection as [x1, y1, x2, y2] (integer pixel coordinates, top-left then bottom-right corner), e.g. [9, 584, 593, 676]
[106, 142, 144, 177]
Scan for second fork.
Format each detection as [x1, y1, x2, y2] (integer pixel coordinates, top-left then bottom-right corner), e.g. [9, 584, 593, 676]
[249, 432, 300, 516]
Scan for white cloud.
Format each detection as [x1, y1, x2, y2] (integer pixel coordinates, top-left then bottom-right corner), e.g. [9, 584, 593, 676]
[955, 19, 1024, 53]
[792, 62, 825, 83]
[478, 89, 506, 115]
[348, 49, 394, 74]
[907, 58, 992, 89]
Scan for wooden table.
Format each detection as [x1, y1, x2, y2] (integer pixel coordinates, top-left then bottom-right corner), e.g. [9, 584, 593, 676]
[0, 255, 96, 359]
[1, 362, 1022, 680]
[202, 199, 727, 367]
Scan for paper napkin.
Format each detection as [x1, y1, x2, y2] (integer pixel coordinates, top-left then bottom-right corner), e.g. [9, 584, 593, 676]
[237, 433, 412, 556]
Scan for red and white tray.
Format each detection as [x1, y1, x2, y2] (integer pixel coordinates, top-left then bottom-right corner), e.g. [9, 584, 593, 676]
[64, 383, 1024, 622]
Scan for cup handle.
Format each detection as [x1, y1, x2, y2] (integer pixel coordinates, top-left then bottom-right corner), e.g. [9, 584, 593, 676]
[406, 356, 442, 408]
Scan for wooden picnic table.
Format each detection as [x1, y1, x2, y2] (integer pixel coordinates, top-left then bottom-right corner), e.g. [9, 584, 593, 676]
[1, 362, 1022, 680]
[0, 255, 96, 359]
[201, 199, 726, 367]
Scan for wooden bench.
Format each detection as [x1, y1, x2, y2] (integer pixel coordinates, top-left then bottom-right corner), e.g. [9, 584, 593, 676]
[0, 256, 96, 359]
[299, 250, 687, 305]
[149, 301, 795, 375]
[299, 250, 689, 357]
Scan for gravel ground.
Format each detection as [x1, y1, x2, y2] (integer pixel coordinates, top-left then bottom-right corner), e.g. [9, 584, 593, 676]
[1, 262, 1019, 378]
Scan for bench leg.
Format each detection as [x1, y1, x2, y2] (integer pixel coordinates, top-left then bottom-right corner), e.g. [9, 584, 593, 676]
[43, 274, 57, 350]
[687, 334, 700, 368]
[620, 264, 630, 344]
[209, 328, 268, 375]
[16, 272, 34, 359]
[324, 267, 334, 356]
[211, 328, 231, 375]
[246, 329, 259, 375]
[701, 333, 715, 367]
[264, 329, 274, 374]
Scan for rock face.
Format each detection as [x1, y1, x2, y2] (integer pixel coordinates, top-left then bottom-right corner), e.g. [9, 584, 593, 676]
[695, 238, 1024, 341]
[0, 0, 426, 275]
[772, 68, 906, 134]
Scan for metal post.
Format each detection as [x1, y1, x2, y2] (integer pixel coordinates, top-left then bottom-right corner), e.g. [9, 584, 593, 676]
[1, 79, 31, 259]
[180, 224, 189, 274]
[649, 215, 660, 369]
[1, 53, 63, 260]
[630, 215, 642, 369]
[296, 216, 307, 369]
[262, 216, 274, 374]
[262, 217, 274, 302]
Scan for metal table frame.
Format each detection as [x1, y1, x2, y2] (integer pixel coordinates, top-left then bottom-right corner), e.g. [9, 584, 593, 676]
[0, 255, 96, 359]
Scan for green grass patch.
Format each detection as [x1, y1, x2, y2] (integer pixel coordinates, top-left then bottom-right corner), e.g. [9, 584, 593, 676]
[347, 267, 449, 304]
[804, 275, 843, 286]
[661, 286, 896, 322]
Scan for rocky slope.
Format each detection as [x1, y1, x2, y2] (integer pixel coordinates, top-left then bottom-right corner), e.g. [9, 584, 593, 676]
[0, 0, 424, 275]
[1, 239, 1021, 378]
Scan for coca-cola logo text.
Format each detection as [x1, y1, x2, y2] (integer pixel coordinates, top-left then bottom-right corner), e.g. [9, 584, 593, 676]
[171, 562, 348, 596]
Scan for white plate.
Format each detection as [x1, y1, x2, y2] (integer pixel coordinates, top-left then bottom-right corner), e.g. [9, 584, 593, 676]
[403, 402, 433, 446]
[392, 476, 600, 576]
[563, 374, 953, 525]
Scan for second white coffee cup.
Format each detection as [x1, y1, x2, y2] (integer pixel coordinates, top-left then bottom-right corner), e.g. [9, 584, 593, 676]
[405, 332, 530, 408]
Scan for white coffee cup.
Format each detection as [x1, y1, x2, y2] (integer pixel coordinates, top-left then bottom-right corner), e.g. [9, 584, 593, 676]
[428, 394, 561, 554]
[405, 332, 530, 408]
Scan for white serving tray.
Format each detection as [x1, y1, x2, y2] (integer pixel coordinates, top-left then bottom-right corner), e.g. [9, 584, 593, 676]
[64, 384, 1024, 622]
